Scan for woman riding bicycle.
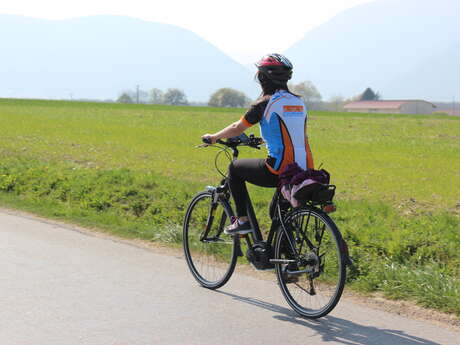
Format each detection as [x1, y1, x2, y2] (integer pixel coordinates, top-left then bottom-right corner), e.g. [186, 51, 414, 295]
[202, 53, 314, 235]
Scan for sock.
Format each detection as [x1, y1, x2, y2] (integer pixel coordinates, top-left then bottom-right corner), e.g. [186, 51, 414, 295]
[237, 218, 248, 225]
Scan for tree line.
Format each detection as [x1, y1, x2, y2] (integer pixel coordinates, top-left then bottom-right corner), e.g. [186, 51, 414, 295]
[117, 84, 381, 110]
[117, 88, 188, 105]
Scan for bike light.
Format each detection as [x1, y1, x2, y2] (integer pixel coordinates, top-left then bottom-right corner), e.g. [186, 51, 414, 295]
[322, 203, 336, 213]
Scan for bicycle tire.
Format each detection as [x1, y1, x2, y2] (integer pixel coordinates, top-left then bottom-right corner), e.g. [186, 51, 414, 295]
[274, 206, 346, 318]
[183, 191, 237, 289]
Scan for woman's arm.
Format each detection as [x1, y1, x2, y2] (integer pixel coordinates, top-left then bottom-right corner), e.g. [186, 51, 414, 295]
[202, 119, 249, 144]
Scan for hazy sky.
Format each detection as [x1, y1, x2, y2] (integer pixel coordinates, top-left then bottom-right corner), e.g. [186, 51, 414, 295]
[1, 0, 374, 65]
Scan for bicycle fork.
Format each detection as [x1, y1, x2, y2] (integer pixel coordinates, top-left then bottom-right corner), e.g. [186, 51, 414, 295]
[201, 188, 244, 256]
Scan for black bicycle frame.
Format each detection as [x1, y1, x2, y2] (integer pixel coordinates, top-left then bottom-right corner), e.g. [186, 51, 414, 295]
[202, 180, 323, 269]
[210, 142, 300, 259]
[242, 188, 300, 259]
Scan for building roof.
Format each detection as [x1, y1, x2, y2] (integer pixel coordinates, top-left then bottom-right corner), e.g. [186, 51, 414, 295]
[344, 100, 436, 110]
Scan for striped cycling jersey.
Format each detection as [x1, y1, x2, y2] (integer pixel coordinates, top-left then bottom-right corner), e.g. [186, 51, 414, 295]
[242, 90, 314, 174]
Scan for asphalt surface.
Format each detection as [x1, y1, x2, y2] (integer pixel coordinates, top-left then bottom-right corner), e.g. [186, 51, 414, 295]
[1, 209, 459, 345]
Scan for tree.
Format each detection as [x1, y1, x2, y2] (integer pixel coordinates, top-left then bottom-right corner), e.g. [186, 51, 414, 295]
[208, 88, 250, 108]
[137, 89, 149, 104]
[163, 88, 188, 105]
[329, 94, 344, 104]
[360, 87, 381, 101]
[289, 81, 322, 106]
[117, 87, 149, 104]
[117, 92, 134, 103]
[328, 94, 345, 112]
[150, 88, 164, 104]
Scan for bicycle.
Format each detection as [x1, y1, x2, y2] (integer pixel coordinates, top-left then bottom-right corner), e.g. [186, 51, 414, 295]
[183, 133, 350, 318]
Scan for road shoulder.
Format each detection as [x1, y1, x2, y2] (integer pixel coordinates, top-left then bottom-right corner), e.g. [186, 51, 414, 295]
[1, 205, 459, 333]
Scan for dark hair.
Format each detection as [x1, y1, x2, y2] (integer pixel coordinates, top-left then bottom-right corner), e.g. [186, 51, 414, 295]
[255, 71, 297, 97]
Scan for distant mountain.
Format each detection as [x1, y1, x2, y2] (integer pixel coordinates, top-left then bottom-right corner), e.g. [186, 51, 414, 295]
[0, 15, 258, 101]
[285, 0, 460, 101]
[388, 42, 460, 100]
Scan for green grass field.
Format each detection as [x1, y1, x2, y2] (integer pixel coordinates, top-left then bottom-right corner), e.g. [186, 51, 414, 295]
[1, 98, 459, 314]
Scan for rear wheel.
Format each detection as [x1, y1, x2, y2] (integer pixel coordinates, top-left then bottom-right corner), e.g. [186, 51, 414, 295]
[183, 191, 237, 289]
[274, 207, 346, 318]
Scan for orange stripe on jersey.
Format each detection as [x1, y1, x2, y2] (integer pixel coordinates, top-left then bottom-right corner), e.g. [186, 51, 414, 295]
[278, 119, 295, 173]
[265, 161, 279, 175]
[305, 137, 314, 169]
[283, 105, 304, 112]
[240, 116, 253, 128]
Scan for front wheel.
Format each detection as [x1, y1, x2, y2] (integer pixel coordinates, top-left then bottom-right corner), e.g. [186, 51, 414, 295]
[274, 207, 346, 318]
[183, 191, 237, 289]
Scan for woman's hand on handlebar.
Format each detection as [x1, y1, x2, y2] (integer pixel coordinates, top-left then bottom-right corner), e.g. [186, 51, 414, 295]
[201, 133, 218, 144]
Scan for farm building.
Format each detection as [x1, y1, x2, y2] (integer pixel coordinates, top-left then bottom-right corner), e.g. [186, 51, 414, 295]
[343, 100, 436, 114]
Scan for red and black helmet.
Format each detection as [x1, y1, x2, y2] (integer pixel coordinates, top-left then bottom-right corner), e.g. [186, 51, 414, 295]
[255, 53, 293, 85]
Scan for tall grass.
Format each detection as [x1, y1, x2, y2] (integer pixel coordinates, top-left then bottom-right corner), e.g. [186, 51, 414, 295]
[0, 98, 459, 314]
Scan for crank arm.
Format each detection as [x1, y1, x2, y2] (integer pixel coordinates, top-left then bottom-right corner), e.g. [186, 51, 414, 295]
[269, 259, 296, 264]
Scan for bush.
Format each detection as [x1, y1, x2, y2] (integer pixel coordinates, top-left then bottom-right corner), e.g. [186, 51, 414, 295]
[208, 88, 250, 108]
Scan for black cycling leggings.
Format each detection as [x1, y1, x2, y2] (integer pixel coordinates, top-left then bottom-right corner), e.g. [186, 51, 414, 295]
[228, 158, 279, 217]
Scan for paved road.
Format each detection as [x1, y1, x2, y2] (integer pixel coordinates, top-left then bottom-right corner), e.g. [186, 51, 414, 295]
[1, 209, 459, 345]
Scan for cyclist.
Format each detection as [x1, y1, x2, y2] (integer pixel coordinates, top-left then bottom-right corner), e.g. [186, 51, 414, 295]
[202, 53, 314, 235]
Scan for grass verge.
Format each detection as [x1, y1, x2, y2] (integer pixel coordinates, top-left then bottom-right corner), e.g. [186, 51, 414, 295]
[1, 98, 459, 316]
[1, 156, 459, 316]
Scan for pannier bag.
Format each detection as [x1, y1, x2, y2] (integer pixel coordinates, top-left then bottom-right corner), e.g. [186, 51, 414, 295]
[279, 163, 335, 207]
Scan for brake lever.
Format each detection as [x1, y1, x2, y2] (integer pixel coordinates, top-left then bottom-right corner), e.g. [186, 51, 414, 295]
[196, 143, 210, 148]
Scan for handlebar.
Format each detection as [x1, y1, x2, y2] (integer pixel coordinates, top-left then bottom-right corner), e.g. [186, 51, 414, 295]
[202, 133, 264, 150]
[200, 133, 264, 177]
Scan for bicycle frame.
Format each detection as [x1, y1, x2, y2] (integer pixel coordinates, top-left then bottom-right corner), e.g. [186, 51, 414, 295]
[248, 190, 301, 259]
[210, 142, 301, 260]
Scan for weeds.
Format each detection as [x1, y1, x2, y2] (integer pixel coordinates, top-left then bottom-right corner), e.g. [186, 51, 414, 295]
[0, 98, 459, 315]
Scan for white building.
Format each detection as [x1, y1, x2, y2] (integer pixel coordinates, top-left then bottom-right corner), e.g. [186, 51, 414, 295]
[344, 100, 436, 114]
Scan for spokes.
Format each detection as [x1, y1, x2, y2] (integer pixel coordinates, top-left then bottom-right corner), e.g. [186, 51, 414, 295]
[276, 208, 345, 318]
[184, 193, 237, 289]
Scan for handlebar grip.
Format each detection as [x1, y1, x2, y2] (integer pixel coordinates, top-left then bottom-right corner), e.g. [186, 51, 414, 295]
[202, 137, 212, 144]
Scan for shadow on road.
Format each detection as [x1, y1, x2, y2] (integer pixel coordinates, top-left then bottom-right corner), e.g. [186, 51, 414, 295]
[216, 290, 441, 345]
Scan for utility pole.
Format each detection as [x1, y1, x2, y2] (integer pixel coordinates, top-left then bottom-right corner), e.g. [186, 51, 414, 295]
[136, 85, 140, 104]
